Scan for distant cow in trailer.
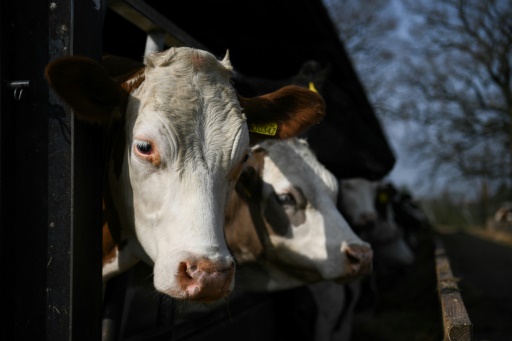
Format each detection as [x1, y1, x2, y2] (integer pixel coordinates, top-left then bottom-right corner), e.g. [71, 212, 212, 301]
[44, 47, 326, 302]
[306, 177, 417, 341]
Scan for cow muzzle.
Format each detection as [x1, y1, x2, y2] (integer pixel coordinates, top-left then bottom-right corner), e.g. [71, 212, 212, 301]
[336, 243, 373, 283]
[176, 257, 235, 302]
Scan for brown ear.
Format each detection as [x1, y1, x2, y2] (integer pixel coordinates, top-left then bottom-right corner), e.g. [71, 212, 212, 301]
[45, 56, 126, 124]
[238, 85, 325, 142]
[102, 54, 145, 84]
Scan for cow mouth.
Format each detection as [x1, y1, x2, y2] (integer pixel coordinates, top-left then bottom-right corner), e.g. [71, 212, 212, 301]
[333, 260, 373, 284]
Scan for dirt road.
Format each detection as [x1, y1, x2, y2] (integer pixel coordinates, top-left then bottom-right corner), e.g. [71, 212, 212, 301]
[440, 229, 512, 341]
[351, 227, 512, 341]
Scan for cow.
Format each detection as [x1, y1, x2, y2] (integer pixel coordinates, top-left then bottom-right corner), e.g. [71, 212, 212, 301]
[306, 178, 416, 341]
[224, 138, 373, 292]
[44, 46, 326, 302]
[390, 187, 431, 250]
[338, 178, 415, 267]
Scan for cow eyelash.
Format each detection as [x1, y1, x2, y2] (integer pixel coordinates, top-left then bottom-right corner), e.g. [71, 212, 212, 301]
[242, 149, 251, 163]
[275, 193, 296, 206]
[136, 141, 153, 155]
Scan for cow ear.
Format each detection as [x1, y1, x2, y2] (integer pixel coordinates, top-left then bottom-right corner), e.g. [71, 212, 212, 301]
[238, 85, 325, 143]
[102, 54, 145, 83]
[45, 56, 126, 125]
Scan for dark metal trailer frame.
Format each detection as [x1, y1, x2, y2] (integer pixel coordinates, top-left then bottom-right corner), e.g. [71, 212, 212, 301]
[1, 1, 106, 340]
[0, 1, 400, 340]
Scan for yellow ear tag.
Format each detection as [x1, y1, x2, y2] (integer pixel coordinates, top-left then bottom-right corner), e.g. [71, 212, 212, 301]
[249, 122, 278, 136]
[378, 192, 389, 204]
[309, 82, 318, 93]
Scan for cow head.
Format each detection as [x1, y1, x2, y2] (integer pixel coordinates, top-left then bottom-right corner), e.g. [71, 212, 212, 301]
[338, 178, 414, 267]
[224, 138, 373, 291]
[44, 47, 325, 302]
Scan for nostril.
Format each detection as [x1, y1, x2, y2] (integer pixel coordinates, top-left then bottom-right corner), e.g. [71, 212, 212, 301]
[178, 262, 194, 281]
[344, 244, 373, 266]
[346, 250, 361, 264]
[176, 258, 235, 302]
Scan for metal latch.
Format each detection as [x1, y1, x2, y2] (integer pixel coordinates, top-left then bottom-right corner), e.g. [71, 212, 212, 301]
[8, 80, 31, 101]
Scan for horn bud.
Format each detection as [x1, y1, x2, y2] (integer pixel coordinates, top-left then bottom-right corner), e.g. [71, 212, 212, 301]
[221, 50, 233, 71]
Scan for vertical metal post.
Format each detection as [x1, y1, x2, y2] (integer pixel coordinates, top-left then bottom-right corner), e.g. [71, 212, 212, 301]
[0, 0, 105, 340]
[144, 30, 165, 56]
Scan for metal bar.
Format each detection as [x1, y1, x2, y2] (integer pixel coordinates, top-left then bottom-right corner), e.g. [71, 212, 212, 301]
[108, 0, 208, 50]
[69, 0, 106, 340]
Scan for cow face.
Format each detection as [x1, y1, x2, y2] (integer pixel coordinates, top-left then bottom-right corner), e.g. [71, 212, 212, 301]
[338, 178, 414, 267]
[338, 178, 379, 230]
[225, 138, 373, 291]
[45, 47, 325, 302]
[112, 48, 249, 301]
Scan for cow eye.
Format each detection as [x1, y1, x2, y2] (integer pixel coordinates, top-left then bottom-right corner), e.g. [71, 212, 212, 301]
[136, 141, 153, 155]
[242, 150, 251, 163]
[275, 193, 296, 206]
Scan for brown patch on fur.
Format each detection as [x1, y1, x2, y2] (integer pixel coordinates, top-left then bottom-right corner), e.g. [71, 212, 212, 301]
[102, 200, 118, 265]
[190, 49, 206, 69]
[149, 153, 161, 167]
[102, 221, 118, 266]
[224, 152, 267, 262]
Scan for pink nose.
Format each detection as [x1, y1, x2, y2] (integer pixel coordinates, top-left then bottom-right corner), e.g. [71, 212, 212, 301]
[344, 244, 373, 277]
[177, 258, 235, 302]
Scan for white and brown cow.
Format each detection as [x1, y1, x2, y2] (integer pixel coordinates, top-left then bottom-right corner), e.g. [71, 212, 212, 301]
[224, 138, 373, 292]
[307, 178, 416, 341]
[44, 47, 325, 302]
[338, 178, 415, 266]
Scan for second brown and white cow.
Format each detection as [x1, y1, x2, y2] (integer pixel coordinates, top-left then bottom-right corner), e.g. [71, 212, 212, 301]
[224, 138, 373, 291]
[44, 47, 325, 302]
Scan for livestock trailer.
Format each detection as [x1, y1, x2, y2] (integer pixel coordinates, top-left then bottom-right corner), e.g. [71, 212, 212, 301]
[2, 1, 451, 341]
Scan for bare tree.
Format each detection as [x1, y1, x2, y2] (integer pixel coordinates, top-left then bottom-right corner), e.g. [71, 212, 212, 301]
[392, 0, 512, 197]
[323, 0, 400, 114]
